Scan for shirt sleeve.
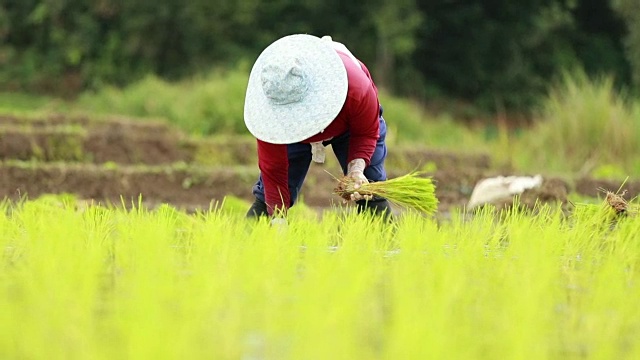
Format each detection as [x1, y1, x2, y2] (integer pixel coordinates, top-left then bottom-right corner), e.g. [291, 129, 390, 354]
[346, 84, 380, 166]
[257, 140, 290, 215]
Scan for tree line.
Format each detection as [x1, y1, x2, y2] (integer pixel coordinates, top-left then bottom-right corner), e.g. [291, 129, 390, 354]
[1, 0, 638, 115]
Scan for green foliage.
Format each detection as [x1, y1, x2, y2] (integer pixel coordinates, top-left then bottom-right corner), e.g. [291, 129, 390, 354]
[591, 163, 629, 180]
[409, 0, 634, 113]
[0, 92, 65, 113]
[2, 198, 640, 358]
[511, 69, 640, 175]
[414, 1, 572, 110]
[214, 195, 251, 215]
[0, 0, 263, 93]
[72, 70, 481, 148]
[1, 0, 636, 117]
[571, 0, 631, 87]
[612, 0, 640, 89]
[378, 90, 487, 149]
[78, 63, 251, 135]
[369, 0, 422, 88]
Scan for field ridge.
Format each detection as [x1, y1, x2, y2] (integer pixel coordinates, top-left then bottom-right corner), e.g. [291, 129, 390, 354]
[0, 112, 635, 212]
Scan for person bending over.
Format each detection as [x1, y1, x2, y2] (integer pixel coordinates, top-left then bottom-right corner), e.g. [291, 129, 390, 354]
[243, 34, 392, 220]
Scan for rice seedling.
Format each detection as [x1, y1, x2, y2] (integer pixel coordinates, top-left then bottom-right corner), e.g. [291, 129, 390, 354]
[333, 171, 438, 215]
[1, 196, 640, 359]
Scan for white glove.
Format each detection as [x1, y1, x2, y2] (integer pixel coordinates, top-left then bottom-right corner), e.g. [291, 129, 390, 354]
[346, 158, 372, 202]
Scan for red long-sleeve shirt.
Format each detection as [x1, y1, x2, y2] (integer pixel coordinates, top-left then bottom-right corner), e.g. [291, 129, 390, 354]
[257, 51, 381, 215]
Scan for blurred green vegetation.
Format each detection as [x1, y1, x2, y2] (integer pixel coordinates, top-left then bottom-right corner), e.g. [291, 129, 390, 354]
[3, 66, 640, 179]
[612, 0, 640, 88]
[0, 92, 69, 114]
[1, 0, 638, 117]
[0, 63, 489, 151]
[77, 63, 253, 136]
[504, 69, 640, 177]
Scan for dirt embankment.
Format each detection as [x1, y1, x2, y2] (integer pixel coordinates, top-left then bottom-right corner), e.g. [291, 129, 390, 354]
[0, 113, 634, 212]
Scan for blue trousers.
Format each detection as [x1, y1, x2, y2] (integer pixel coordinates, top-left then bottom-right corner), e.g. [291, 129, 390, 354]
[252, 110, 388, 207]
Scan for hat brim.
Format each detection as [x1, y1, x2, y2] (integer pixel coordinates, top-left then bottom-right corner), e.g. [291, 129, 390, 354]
[244, 34, 348, 144]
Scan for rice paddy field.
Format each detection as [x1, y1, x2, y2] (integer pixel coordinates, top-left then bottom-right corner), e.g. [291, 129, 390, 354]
[3, 70, 640, 359]
[2, 196, 639, 360]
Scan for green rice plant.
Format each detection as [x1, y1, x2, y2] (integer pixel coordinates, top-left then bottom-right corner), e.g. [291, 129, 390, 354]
[333, 171, 438, 215]
[214, 195, 251, 215]
[2, 198, 640, 359]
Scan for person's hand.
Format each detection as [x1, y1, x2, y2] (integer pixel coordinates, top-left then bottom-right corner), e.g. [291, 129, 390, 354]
[346, 158, 372, 202]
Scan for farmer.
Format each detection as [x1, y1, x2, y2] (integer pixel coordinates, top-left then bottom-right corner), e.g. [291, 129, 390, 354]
[243, 33, 391, 220]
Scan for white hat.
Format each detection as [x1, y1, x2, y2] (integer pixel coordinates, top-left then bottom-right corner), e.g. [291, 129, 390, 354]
[244, 34, 348, 144]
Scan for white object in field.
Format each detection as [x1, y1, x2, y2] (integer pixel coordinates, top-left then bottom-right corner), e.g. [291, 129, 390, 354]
[467, 175, 543, 209]
[269, 217, 289, 234]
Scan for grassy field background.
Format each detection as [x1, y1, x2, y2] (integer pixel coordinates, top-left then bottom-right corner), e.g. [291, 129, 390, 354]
[2, 66, 639, 180]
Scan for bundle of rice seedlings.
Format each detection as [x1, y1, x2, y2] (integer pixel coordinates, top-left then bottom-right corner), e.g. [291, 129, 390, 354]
[603, 188, 629, 215]
[599, 185, 638, 217]
[333, 171, 438, 215]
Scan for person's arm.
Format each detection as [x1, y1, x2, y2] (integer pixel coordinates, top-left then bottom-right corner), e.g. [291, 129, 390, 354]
[257, 140, 290, 216]
[343, 61, 380, 201]
[346, 86, 380, 166]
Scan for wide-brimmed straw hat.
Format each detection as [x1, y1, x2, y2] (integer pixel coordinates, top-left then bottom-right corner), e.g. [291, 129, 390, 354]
[244, 34, 348, 144]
